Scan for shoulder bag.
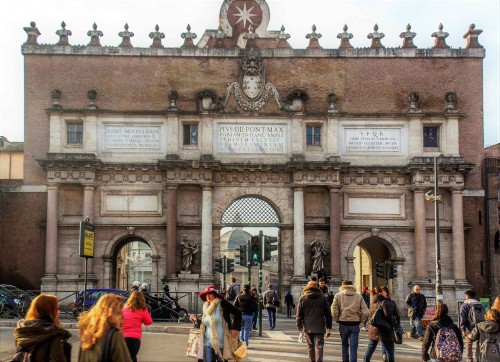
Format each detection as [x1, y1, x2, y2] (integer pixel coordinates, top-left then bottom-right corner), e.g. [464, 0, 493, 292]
[186, 328, 203, 359]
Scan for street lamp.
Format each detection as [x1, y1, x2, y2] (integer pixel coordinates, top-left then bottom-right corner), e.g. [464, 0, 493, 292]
[425, 156, 443, 305]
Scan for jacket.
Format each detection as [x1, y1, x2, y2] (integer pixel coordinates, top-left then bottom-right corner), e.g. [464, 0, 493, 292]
[78, 328, 132, 362]
[122, 306, 153, 340]
[367, 295, 398, 341]
[285, 292, 294, 306]
[405, 292, 427, 319]
[195, 299, 242, 331]
[459, 298, 484, 332]
[234, 292, 257, 315]
[467, 320, 500, 362]
[14, 319, 72, 362]
[331, 285, 370, 325]
[264, 289, 279, 309]
[421, 315, 464, 361]
[296, 285, 333, 334]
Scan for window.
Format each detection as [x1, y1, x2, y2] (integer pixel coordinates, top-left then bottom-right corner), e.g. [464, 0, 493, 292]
[423, 126, 439, 148]
[306, 126, 321, 146]
[183, 124, 198, 145]
[67, 122, 83, 144]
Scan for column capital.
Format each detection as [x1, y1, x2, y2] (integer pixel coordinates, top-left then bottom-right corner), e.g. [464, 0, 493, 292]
[451, 186, 464, 193]
[411, 186, 427, 193]
[329, 186, 341, 193]
[83, 183, 95, 190]
[201, 184, 213, 191]
[47, 183, 59, 190]
[292, 184, 304, 191]
[166, 183, 179, 190]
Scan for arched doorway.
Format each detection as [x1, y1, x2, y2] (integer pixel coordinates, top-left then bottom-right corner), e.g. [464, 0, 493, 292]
[112, 237, 153, 290]
[220, 196, 281, 292]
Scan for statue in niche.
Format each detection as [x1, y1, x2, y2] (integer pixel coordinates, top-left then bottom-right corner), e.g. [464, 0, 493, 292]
[311, 239, 328, 274]
[180, 235, 199, 272]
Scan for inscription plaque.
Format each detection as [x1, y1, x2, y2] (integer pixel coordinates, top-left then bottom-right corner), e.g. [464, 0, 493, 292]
[105, 126, 161, 149]
[344, 128, 401, 153]
[217, 124, 287, 154]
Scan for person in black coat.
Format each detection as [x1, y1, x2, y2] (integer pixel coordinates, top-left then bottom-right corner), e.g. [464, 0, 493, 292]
[405, 285, 427, 339]
[422, 303, 463, 361]
[234, 284, 257, 346]
[285, 290, 294, 318]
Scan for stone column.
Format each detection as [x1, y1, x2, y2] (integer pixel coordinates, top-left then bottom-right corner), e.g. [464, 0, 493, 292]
[413, 188, 427, 279]
[452, 188, 466, 280]
[82, 184, 95, 276]
[293, 186, 305, 277]
[45, 184, 59, 276]
[102, 256, 113, 288]
[166, 185, 178, 276]
[329, 187, 341, 277]
[201, 186, 213, 277]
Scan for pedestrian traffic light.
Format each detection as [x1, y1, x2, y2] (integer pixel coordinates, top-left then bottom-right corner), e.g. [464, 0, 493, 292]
[376, 262, 387, 279]
[236, 244, 247, 266]
[250, 235, 261, 265]
[388, 263, 397, 279]
[226, 258, 235, 273]
[214, 258, 223, 273]
[264, 236, 278, 261]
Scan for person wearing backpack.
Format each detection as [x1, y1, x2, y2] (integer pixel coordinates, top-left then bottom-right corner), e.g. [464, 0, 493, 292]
[264, 283, 279, 330]
[226, 277, 240, 302]
[467, 309, 500, 362]
[422, 303, 464, 362]
[460, 290, 486, 362]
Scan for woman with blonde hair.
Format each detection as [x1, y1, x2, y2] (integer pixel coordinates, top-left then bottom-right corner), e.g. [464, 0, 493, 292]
[492, 295, 500, 311]
[468, 308, 500, 361]
[13, 294, 71, 361]
[78, 293, 132, 362]
[122, 291, 153, 362]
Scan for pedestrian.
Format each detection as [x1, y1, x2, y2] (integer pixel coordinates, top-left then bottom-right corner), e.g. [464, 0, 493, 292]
[78, 293, 132, 362]
[189, 285, 242, 362]
[122, 291, 153, 362]
[361, 287, 370, 332]
[226, 277, 240, 302]
[251, 287, 259, 330]
[331, 280, 370, 362]
[296, 279, 332, 362]
[13, 294, 71, 362]
[422, 303, 463, 362]
[263, 283, 279, 330]
[468, 308, 500, 362]
[234, 284, 257, 346]
[285, 290, 295, 318]
[460, 290, 486, 362]
[364, 286, 399, 362]
[318, 279, 328, 295]
[130, 280, 141, 292]
[405, 284, 427, 340]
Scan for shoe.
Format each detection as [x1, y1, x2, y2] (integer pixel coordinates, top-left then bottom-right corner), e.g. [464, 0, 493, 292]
[252, 327, 257, 330]
[418, 336, 424, 341]
[361, 327, 367, 331]
[410, 334, 418, 339]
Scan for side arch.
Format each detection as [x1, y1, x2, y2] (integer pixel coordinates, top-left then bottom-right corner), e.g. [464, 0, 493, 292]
[103, 230, 160, 258]
[347, 231, 404, 261]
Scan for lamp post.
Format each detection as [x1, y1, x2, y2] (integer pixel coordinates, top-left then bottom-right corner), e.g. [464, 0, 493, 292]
[425, 156, 443, 305]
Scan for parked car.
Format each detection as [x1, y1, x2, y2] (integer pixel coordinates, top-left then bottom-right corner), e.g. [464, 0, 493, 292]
[0, 284, 34, 318]
[73, 288, 130, 316]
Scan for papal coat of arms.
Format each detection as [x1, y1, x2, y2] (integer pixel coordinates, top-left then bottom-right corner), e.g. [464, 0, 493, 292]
[240, 48, 264, 100]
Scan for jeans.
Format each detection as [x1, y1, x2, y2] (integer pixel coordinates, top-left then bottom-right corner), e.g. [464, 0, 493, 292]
[364, 339, 395, 362]
[124, 337, 141, 362]
[252, 311, 258, 329]
[305, 333, 325, 362]
[287, 304, 293, 318]
[465, 336, 476, 361]
[339, 324, 360, 362]
[240, 314, 253, 345]
[204, 346, 224, 362]
[267, 307, 276, 329]
[410, 316, 423, 337]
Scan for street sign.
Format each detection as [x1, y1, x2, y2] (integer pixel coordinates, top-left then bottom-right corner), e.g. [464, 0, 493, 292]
[79, 220, 95, 258]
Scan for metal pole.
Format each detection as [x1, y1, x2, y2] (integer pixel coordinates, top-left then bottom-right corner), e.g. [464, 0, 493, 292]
[247, 241, 252, 287]
[434, 156, 443, 304]
[258, 259, 263, 337]
[222, 255, 227, 291]
[83, 257, 88, 312]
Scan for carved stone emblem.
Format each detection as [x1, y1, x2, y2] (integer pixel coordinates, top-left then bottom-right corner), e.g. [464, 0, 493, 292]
[241, 48, 264, 100]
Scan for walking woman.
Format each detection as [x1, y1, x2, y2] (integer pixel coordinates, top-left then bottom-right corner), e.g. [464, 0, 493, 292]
[364, 286, 399, 362]
[122, 291, 153, 362]
[13, 294, 71, 362]
[189, 285, 242, 362]
[468, 308, 500, 362]
[285, 290, 294, 318]
[234, 284, 257, 346]
[78, 293, 132, 362]
[422, 303, 463, 362]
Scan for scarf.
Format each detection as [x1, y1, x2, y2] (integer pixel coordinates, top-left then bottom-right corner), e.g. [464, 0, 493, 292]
[201, 298, 224, 358]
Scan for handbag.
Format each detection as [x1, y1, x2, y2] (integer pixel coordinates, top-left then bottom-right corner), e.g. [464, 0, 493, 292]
[222, 331, 247, 361]
[368, 303, 391, 331]
[393, 324, 404, 344]
[186, 328, 203, 359]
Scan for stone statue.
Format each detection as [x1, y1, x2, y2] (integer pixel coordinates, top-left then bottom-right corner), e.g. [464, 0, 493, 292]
[180, 235, 198, 272]
[311, 239, 327, 273]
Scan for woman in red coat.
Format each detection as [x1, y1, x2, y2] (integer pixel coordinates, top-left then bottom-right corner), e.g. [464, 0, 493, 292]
[122, 291, 153, 362]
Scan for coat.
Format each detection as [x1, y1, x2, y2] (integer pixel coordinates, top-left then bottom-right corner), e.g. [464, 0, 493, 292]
[14, 319, 72, 362]
[122, 306, 153, 340]
[367, 295, 399, 342]
[331, 285, 370, 325]
[405, 292, 427, 319]
[296, 285, 333, 334]
[234, 292, 257, 316]
[194, 299, 242, 331]
[263, 289, 279, 309]
[78, 328, 132, 362]
[421, 315, 463, 361]
[468, 320, 500, 362]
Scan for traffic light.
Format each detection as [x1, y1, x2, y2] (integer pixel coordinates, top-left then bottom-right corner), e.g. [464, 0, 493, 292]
[250, 235, 261, 265]
[264, 236, 278, 261]
[226, 258, 235, 273]
[388, 263, 397, 279]
[214, 258, 223, 273]
[376, 262, 386, 279]
[236, 244, 247, 266]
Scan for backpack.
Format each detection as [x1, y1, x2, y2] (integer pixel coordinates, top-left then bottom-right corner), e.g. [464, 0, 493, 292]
[227, 286, 237, 301]
[434, 324, 462, 362]
[479, 330, 500, 362]
[271, 290, 281, 308]
[467, 302, 485, 328]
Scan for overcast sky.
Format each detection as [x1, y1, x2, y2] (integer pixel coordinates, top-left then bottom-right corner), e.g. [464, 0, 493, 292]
[1, 0, 498, 146]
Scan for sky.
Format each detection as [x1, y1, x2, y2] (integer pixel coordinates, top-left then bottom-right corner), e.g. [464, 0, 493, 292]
[0, 0, 498, 146]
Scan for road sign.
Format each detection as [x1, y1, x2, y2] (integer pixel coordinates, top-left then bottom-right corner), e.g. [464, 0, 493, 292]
[79, 220, 95, 258]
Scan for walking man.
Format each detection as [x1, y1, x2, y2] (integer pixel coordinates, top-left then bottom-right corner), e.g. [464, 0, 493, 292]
[331, 280, 370, 362]
[263, 283, 279, 330]
[234, 284, 257, 346]
[405, 285, 427, 340]
[459, 290, 485, 362]
[226, 277, 240, 302]
[361, 287, 370, 331]
[296, 280, 332, 362]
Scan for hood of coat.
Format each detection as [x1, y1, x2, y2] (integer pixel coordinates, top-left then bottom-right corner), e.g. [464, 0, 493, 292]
[301, 285, 323, 299]
[14, 319, 71, 350]
[340, 285, 356, 295]
[478, 320, 500, 334]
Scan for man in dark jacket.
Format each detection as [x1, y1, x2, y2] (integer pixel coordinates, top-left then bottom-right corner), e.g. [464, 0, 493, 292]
[296, 283, 333, 362]
[405, 285, 427, 340]
[460, 290, 485, 362]
[234, 284, 257, 346]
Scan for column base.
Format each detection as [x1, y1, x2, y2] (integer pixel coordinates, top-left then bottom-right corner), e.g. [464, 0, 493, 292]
[41, 274, 58, 292]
